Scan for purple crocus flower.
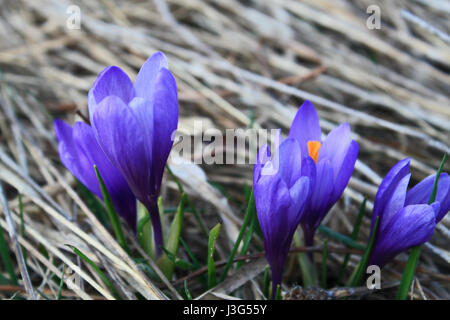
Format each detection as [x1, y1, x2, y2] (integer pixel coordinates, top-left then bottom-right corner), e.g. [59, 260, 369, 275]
[254, 137, 312, 297]
[88, 52, 178, 253]
[288, 101, 359, 246]
[368, 158, 449, 267]
[54, 119, 137, 230]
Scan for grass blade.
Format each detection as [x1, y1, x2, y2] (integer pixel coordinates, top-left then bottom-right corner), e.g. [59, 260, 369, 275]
[184, 280, 193, 300]
[69, 245, 118, 298]
[336, 198, 367, 285]
[236, 201, 257, 269]
[94, 165, 129, 253]
[207, 223, 221, 288]
[348, 216, 379, 287]
[0, 223, 17, 284]
[318, 225, 365, 250]
[57, 264, 65, 300]
[77, 180, 109, 226]
[219, 189, 255, 282]
[180, 238, 200, 269]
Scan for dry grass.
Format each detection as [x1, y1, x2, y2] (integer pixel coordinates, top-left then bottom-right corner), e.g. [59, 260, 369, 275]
[0, 0, 448, 300]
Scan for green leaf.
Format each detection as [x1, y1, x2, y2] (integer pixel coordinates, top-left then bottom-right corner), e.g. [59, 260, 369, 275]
[137, 203, 154, 258]
[94, 165, 129, 253]
[348, 216, 379, 287]
[0, 223, 17, 285]
[207, 223, 221, 288]
[180, 238, 200, 269]
[275, 284, 282, 300]
[160, 247, 194, 270]
[0, 271, 9, 285]
[57, 264, 65, 300]
[318, 225, 365, 250]
[219, 189, 255, 283]
[337, 198, 367, 285]
[77, 180, 109, 226]
[157, 193, 186, 279]
[428, 153, 447, 205]
[396, 153, 447, 300]
[184, 280, 193, 300]
[236, 206, 257, 269]
[68, 245, 119, 298]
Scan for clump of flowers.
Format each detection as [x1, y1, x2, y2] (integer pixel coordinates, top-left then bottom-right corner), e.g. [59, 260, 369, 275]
[368, 158, 449, 267]
[55, 52, 178, 254]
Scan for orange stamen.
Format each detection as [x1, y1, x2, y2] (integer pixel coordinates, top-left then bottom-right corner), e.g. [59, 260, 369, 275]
[307, 141, 321, 163]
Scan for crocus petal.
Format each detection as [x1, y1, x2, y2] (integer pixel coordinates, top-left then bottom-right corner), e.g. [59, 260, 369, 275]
[134, 52, 168, 100]
[302, 159, 334, 231]
[288, 100, 321, 157]
[372, 159, 410, 226]
[92, 95, 152, 203]
[430, 202, 441, 218]
[287, 176, 310, 226]
[301, 156, 316, 193]
[369, 204, 436, 267]
[272, 138, 302, 188]
[72, 122, 137, 230]
[151, 68, 179, 193]
[380, 173, 411, 230]
[331, 140, 359, 202]
[55, 120, 137, 230]
[88, 66, 135, 123]
[54, 119, 86, 187]
[406, 173, 450, 222]
[254, 174, 290, 244]
[318, 122, 351, 180]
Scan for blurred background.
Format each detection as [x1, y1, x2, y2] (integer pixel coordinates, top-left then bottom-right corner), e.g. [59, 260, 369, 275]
[0, 0, 448, 299]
